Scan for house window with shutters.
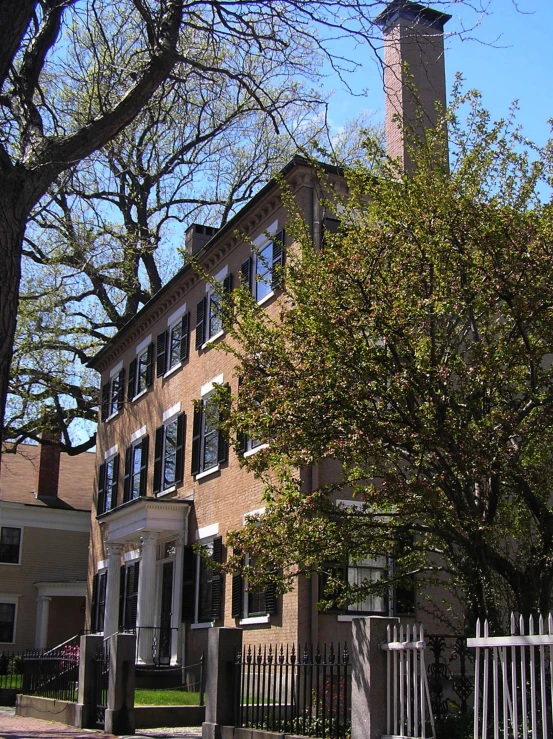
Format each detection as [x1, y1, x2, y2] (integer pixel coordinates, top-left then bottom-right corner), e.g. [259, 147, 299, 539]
[97, 451, 120, 514]
[90, 570, 107, 633]
[241, 227, 285, 305]
[185, 536, 223, 627]
[119, 561, 139, 632]
[156, 306, 190, 378]
[195, 268, 233, 350]
[127, 336, 154, 401]
[191, 387, 228, 479]
[153, 411, 185, 495]
[123, 434, 149, 503]
[231, 554, 276, 625]
[319, 556, 395, 618]
[101, 362, 125, 422]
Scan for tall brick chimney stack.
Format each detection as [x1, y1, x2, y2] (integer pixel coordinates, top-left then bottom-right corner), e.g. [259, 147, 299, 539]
[36, 433, 61, 498]
[376, 1, 451, 170]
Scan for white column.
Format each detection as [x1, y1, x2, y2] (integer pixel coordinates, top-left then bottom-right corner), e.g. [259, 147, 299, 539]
[35, 595, 51, 649]
[136, 531, 157, 664]
[104, 543, 124, 640]
[171, 534, 186, 665]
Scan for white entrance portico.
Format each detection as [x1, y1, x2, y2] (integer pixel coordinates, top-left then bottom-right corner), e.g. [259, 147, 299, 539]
[97, 497, 191, 664]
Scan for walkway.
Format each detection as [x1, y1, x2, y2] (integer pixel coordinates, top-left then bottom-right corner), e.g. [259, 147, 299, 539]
[0, 708, 202, 739]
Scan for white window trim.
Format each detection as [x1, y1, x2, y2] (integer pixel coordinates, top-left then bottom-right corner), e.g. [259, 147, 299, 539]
[0, 526, 23, 566]
[190, 621, 214, 630]
[202, 329, 224, 349]
[123, 549, 140, 563]
[163, 361, 182, 380]
[135, 334, 152, 355]
[195, 465, 220, 481]
[243, 442, 269, 459]
[240, 615, 270, 625]
[201, 375, 224, 397]
[156, 485, 176, 498]
[257, 290, 275, 307]
[242, 508, 265, 525]
[196, 523, 219, 540]
[0, 594, 20, 644]
[109, 360, 123, 379]
[167, 303, 187, 328]
[104, 445, 118, 461]
[253, 220, 278, 247]
[130, 426, 147, 443]
[163, 402, 182, 423]
[132, 387, 148, 403]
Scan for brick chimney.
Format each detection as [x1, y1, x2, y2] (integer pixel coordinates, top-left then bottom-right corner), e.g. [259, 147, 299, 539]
[36, 433, 61, 499]
[185, 223, 218, 257]
[376, 1, 450, 170]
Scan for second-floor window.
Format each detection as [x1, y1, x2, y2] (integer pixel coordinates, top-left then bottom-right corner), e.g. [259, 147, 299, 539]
[98, 453, 119, 514]
[191, 392, 228, 477]
[153, 413, 185, 495]
[0, 527, 21, 564]
[123, 435, 149, 503]
[101, 366, 125, 421]
[241, 229, 285, 304]
[157, 312, 190, 377]
[195, 273, 233, 350]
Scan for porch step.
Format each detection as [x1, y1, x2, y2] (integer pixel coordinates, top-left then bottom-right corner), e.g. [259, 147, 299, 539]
[135, 665, 182, 689]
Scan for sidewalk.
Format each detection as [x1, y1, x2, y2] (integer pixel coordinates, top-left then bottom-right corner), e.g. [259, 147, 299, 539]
[0, 708, 202, 739]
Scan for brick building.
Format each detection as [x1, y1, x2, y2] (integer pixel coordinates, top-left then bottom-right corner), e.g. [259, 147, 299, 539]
[0, 442, 94, 650]
[85, 1, 450, 667]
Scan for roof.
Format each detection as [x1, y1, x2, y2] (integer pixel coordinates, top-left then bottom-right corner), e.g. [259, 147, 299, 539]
[0, 443, 95, 511]
[88, 155, 342, 370]
[375, 1, 451, 31]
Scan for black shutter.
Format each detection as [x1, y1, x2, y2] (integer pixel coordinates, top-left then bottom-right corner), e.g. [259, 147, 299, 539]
[139, 435, 149, 497]
[101, 383, 110, 421]
[236, 377, 247, 454]
[116, 368, 125, 409]
[223, 273, 233, 293]
[231, 570, 243, 619]
[145, 342, 154, 387]
[118, 565, 126, 629]
[153, 426, 164, 495]
[127, 562, 140, 629]
[90, 573, 99, 632]
[191, 406, 202, 476]
[97, 462, 106, 514]
[195, 297, 206, 350]
[180, 312, 190, 361]
[241, 257, 252, 293]
[110, 453, 120, 510]
[156, 331, 168, 377]
[222, 273, 234, 328]
[217, 384, 230, 465]
[271, 229, 285, 290]
[175, 413, 186, 485]
[265, 582, 277, 615]
[127, 359, 137, 401]
[123, 446, 132, 503]
[210, 537, 223, 621]
[181, 545, 195, 621]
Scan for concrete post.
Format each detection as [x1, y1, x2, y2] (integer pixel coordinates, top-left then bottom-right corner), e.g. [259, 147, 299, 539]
[351, 616, 399, 739]
[104, 632, 136, 736]
[202, 627, 243, 739]
[104, 543, 124, 640]
[75, 634, 104, 729]
[136, 531, 157, 664]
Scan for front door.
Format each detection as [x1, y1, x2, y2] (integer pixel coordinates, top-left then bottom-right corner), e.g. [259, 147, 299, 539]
[158, 561, 173, 665]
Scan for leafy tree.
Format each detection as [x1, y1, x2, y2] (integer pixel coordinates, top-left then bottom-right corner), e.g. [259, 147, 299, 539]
[0, 0, 491, 451]
[221, 87, 553, 630]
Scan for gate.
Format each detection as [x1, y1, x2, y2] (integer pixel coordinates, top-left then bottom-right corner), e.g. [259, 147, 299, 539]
[93, 643, 109, 728]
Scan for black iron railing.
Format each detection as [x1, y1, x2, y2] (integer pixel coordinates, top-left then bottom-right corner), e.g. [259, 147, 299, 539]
[235, 643, 350, 739]
[94, 642, 110, 727]
[0, 651, 24, 690]
[426, 634, 474, 729]
[21, 644, 80, 701]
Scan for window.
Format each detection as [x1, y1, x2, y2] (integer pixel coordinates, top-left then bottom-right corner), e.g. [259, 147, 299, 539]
[191, 392, 228, 477]
[97, 454, 120, 514]
[191, 537, 223, 625]
[195, 273, 233, 349]
[119, 562, 139, 632]
[101, 366, 125, 421]
[346, 556, 388, 614]
[0, 602, 16, 643]
[91, 570, 107, 633]
[0, 527, 21, 564]
[127, 341, 154, 400]
[156, 312, 190, 377]
[153, 413, 185, 494]
[231, 555, 276, 622]
[123, 435, 149, 503]
[241, 229, 285, 303]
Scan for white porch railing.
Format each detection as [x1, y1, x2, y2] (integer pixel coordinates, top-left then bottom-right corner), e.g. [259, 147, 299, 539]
[468, 613, 553, 739]
[381, 623, 436, 739]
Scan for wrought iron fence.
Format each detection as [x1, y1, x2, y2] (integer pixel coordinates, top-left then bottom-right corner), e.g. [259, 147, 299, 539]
[0, 651, 24, 690]
[235, 642, 351, 739]
[425, 634, 474, 724]
[21, 644, 80, 701]
[93, 642, 110, 727]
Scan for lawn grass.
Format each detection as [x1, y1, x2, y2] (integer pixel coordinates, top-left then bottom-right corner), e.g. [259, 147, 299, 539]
[134, 688, 201, 706]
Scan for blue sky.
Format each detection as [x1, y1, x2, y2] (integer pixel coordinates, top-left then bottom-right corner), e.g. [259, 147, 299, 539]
[326, 0, 553, 147]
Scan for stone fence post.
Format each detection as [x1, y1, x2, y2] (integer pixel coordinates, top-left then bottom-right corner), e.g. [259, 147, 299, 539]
[75, 633, 103, 729]
[105, 632, 136, 735]
[202, 627, 243, 739]
[351, 615, 400, 739]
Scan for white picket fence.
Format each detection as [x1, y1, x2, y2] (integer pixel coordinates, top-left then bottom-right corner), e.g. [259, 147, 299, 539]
[468, 613, 553, 739]
[381, 623, 436, 739]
